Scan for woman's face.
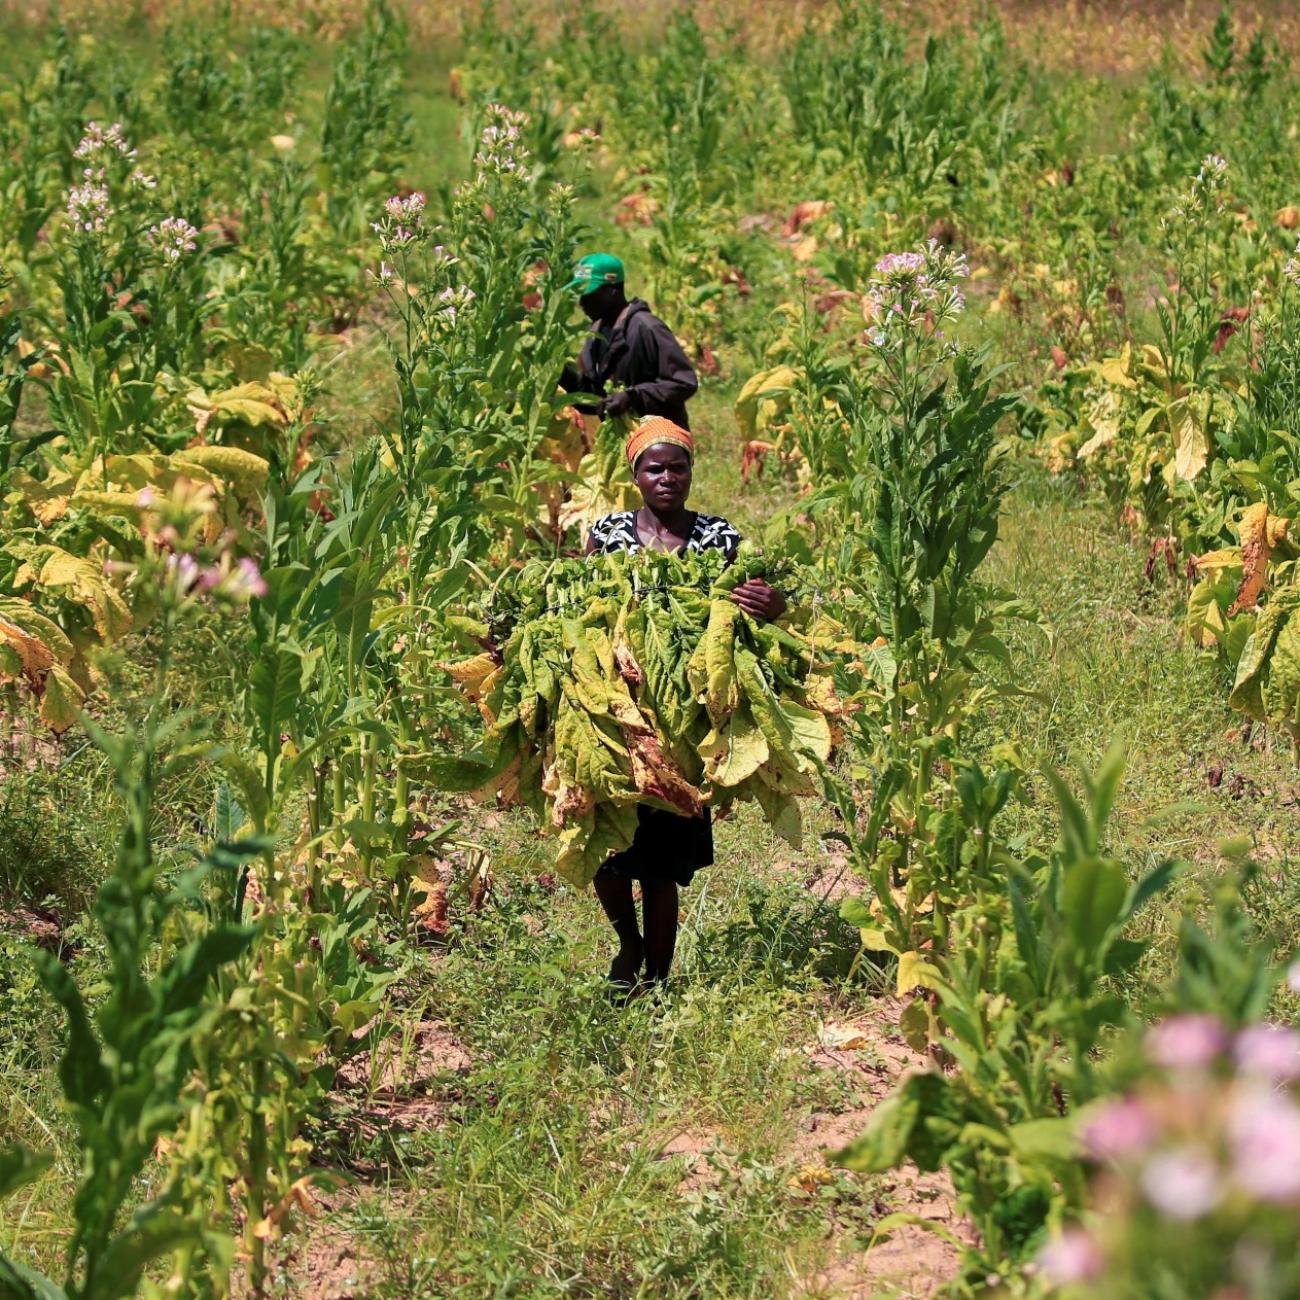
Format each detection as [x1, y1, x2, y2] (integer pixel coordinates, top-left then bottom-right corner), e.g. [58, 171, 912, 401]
[634, 443, 692, 512]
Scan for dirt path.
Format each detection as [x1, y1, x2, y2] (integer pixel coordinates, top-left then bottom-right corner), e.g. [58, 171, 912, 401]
[791, 1001, 973, 1299]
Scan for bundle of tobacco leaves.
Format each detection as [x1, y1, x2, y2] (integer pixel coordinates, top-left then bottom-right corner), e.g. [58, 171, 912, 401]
[414, 543, 848, 885]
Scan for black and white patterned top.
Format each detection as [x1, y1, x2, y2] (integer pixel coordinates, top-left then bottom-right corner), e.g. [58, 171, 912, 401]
[589, 510, 742, 557]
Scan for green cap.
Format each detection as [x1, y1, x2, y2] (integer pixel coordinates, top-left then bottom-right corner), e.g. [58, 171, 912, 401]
[564, 252, 624, 296]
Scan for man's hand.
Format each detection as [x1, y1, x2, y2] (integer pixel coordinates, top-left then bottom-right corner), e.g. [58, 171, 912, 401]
[729, 578, 787, 621]
[599, 389, 633, 420]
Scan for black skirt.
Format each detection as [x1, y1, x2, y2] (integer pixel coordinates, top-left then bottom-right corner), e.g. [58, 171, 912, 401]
[599, 805, 713, 887]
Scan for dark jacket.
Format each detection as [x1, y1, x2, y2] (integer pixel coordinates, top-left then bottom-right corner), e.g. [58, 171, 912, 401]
[562, 299, 698, 429]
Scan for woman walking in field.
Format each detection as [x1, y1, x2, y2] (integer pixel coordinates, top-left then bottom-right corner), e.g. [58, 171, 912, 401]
[585, 415, 785, 994]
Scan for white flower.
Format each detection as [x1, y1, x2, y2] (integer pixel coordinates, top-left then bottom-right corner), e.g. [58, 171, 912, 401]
[437, 285, 477, 324]
[74, 120, 136, 163]
[475, 103, 532, 179]
[147, 216, 199, 262]
[66, 180, 111, 235]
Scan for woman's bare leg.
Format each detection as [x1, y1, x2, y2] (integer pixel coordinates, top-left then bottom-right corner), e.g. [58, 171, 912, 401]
[641, 879, 679, 983]
[593, 870, 643, 985]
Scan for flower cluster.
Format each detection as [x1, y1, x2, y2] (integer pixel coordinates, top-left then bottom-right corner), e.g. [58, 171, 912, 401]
[166, 552, 268, 603]
[73, 120, 137, 164]
[474, 103, 531, 179]
[125, 481, 268, 611]
[147, 216, 199, 263]
[1165, 153, 1230, 228]
[66, 178, 112, 235]
[862, 239, 969, 350]
[436, 284, 477, 325]
[1283, 238, 1300, 289]
[372, 190, 427, 253]
[64, 121, 146, 239]
[1037, 1011, 1300, 1291]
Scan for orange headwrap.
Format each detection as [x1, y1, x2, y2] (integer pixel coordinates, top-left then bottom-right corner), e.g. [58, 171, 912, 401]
[626, 415, 694, 468]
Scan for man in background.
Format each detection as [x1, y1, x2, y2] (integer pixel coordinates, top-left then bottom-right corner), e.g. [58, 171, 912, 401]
[561, 253, 698, 429]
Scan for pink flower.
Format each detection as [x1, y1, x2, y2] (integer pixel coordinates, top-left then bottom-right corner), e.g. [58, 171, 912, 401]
[167, 552, 200, 593]
[875, 251, 926, 278]
[1147, 1014, 1228, 1069]
[66, 179, 111, 234]
[135, 487, 155, 508]
[1140, 1148, 1223, 1220]
[384, 191, 426, 222]
[1286, 960, 1300, 994]
[1234, 1024, 1300, 1081]
[226, 557, 268, 600]
[1037, 1228, 1104, 1284]
[1082, 1096, 1156, 1161]
[1229, 1090, 1300, 1202]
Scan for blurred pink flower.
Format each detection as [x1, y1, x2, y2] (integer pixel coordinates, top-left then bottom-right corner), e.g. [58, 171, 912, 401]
[1082, 1096, 1156, 1161]
[1037, 1228, 1104, 1284]
[218, 556, 268, 601]
[167, 552, 200, 593]
[1230, 1090, 1300, 1202]
[1147, 1014, 1228, 1069]
[1140, 1148, 1223, 1220]
[1235, 1024, 1300, 1081]
[1286, 961, 1300, 994]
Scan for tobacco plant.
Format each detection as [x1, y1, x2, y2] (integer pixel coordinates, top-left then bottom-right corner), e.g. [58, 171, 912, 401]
[0, 550, 262, 1299]
[840, 746, 1182, 1282]
[826, 240, 1036, 970]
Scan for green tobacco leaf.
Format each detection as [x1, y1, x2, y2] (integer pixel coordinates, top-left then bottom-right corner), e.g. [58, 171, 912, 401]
[89, 1211, 201, 1300]
[0, 1255, 66, 1300]
[31, 950, 107, 1108]
[839, 896, 874, 929]
[867, 1211, 968, 1252]
[1008, 1117, 1077, 1162]
[1122, 859, 1180, 921]
[1103, 937, 1149, 976]
[213, 781, 246, 843]
[1008, 873, 1043, 994]
[835, 1073, 959, 1174]
[0, 1146, 51, 1201]
[1062, 856, 1128, 956]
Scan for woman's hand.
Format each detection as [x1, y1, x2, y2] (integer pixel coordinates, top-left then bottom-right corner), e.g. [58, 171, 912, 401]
[729, 578, 786, 621]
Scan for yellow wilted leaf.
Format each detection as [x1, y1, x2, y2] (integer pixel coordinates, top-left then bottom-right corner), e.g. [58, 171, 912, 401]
[70, 490, 146, 516]
[1172, 402, 1208, 481]
[1193, 548, 1244, 573]
[40, 664, 85, 733]
[441, 653, 498, 701]
[251, 1175, 322, 1241]
[0, 613, 55, 685]
[188, 381, 287, 434]
[734, 365, 797, 440]
[1139, 342, 1172, 380]
[1231, 502, 1272, 615]
[30, 550, 131, 641]
[789, 1162, 835, 1192]
[1098, 342, 1136, 389]
[816, 1022, 873, 1050]
[699, 705, 769, 786]
[6, 468, 79, 526]
[896, 950, 943, 997]
[791, 235, 819, 263]
[173, 446, 270, 495]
